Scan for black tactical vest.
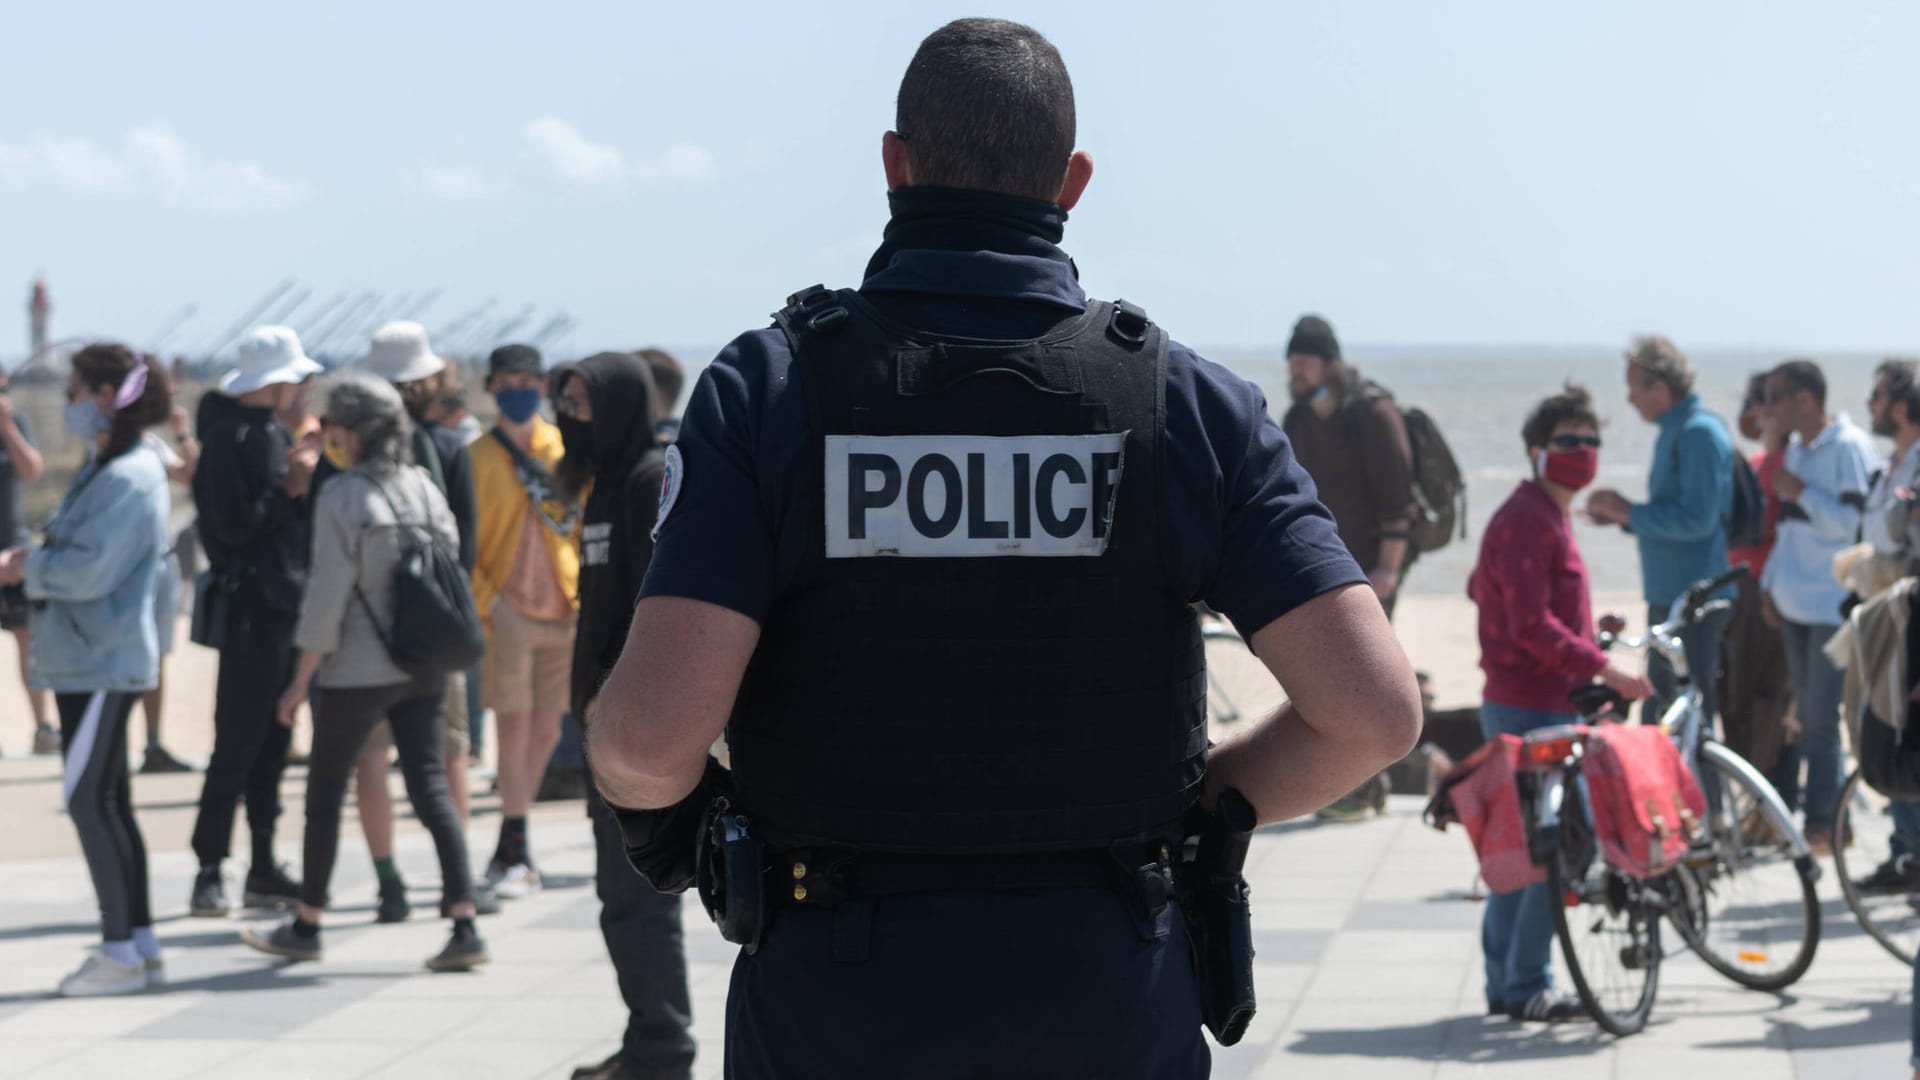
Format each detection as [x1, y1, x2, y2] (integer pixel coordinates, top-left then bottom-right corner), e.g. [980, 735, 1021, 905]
[726, 286, 1207, 855]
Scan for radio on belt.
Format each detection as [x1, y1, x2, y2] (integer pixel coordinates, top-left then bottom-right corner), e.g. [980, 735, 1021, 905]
[825, 432, 1128, 558]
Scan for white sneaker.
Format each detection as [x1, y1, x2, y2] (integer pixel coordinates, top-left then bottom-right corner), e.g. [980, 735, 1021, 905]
[144, 957, 166, 987]
[491, 863, 542, 900]
[58, 949, 148, 997]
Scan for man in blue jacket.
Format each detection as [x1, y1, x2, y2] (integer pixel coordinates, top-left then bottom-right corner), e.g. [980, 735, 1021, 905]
[1587, 335, 1734, 739]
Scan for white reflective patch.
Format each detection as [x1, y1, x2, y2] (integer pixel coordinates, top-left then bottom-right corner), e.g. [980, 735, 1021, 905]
[582, 522, 612, 567]
[825, 433, 1127, 558]
[651, 444, 684, 542]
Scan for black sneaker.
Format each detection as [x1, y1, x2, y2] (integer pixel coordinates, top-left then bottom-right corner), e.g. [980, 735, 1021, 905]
[1854, 854, 1920, 895]
[377, 877, 412, 924]
[138, 745, 194, 774]
[240, 919, 322, 963]
[243, 863, 303, 909]
[570, 1052, 651, 1080]
[190, 867, 230, 918]
[425, 927, 490, 972]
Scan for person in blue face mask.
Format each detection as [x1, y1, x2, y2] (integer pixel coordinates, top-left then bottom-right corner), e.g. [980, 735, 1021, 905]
[468, 343, 584, 901]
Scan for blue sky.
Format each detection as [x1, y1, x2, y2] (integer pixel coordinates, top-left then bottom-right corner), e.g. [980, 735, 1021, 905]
[4, 1, 1918, 363]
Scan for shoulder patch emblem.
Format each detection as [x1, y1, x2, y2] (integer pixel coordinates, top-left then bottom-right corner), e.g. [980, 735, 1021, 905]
[652, 444, 684, 542]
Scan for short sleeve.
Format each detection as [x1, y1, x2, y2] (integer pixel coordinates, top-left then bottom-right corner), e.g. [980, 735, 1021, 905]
[638, 333, 779, 622]
[1166, 346, 1368, 639]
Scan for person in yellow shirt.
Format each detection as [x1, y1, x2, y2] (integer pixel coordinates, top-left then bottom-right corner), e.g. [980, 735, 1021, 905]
[470, 344, 583, 898]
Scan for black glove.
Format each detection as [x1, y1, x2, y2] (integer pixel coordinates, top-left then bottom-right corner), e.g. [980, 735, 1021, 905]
[607, 756, 730, 894]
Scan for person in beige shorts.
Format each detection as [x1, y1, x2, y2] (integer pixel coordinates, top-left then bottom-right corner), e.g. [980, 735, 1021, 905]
[470, 344, 584, 899]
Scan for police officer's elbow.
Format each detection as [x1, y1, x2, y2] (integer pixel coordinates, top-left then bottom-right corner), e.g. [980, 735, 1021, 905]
[1361, 677, 1424, 766]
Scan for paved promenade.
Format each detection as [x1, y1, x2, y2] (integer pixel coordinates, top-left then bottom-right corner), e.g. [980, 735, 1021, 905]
[0, 618, 1911, 1076]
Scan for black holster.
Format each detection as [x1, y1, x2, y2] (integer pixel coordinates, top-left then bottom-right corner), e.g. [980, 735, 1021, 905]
[1176, 788, 1258, 1046]
[696, 797, 768, 953]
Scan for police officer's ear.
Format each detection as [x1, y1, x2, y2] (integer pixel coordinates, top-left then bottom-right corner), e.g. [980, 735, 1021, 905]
[1053, 150, 1093, 211]
[882, 131, 913, 192]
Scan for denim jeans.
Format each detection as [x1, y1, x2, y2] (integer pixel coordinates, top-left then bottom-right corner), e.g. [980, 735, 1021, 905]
[1892, 802, 1920, 861]
[1644, 602, 1732, 750]
[1774, 619, 1846, 832]
[1478, 701, 1575, 1011]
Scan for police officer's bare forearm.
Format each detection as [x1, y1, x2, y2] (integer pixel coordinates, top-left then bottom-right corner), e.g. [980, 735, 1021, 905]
[1202, 583, 1422, 824]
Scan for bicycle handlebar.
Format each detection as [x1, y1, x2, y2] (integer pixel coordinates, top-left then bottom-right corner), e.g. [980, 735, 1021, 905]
[1682, 564, 1750, 610]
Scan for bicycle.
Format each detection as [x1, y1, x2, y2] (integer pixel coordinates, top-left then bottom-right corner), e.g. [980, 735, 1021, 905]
[1514, 722, 1669, 1035]
[1833, 767, 1920, 964]
[1577, 565, 1821, 994]
[1199, 611, 1283, 737]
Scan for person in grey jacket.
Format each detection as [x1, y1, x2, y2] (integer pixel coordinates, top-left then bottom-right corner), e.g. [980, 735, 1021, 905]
[239, 374, 487, 973]
[0, 344, 173, 997]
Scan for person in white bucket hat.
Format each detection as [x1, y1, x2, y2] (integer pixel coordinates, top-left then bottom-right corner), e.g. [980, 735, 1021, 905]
[186, 326, 325, 917]
[321, 320, 491, 920]
[363, 321, 446, 387]
[222, 326, 324, 397]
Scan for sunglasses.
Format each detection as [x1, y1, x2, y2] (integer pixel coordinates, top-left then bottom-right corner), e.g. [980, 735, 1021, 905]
[1550, 434, 1602, 450]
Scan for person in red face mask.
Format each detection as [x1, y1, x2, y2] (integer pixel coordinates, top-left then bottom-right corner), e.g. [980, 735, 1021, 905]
[1466, 382, 1653, 1024]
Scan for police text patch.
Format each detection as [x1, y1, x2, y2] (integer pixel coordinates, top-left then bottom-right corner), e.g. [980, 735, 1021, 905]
[824, 433, 1127, 558]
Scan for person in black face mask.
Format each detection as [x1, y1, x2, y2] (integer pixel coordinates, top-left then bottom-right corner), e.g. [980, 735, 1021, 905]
[553, 353, 695, 1080]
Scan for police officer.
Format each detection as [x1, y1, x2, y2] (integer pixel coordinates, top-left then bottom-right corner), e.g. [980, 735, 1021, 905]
[588, 18, 1422, 1078]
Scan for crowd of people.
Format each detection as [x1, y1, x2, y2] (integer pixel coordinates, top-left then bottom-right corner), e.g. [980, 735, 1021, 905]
[1454, 334, 1920, 1030]
[0, 322, 695, 1080]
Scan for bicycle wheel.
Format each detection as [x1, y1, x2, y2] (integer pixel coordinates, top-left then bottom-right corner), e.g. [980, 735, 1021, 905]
[1834, 768, 1920, 965]
[1663, 743, 1820, 990]
[1548, 849, 1662, 1037]
[1201, 623, 1282, 739]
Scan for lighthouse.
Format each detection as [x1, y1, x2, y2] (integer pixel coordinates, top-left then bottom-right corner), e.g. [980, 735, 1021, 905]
[28, 277, 49, 363]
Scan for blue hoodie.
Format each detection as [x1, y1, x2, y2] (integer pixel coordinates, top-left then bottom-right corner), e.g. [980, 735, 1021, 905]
[23, 442, 169, 692]
[1628, 394, 1734, 608]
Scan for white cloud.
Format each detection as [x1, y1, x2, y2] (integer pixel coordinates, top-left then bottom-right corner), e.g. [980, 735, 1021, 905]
[0, 125, 306, 209]
[418, 166, 510, 201]
[522, 117, 715, 187]
[524, 117, 626, 185]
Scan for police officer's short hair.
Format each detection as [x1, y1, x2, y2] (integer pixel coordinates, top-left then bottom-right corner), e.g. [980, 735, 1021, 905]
[1625, 334, 1695, 399]
[1877, 358, 1920, 425]
[895, 18, 1076, 202]
[1769, 358, 1826, 408]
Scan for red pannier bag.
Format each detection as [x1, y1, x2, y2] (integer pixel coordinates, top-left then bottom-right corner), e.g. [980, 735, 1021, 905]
[1582, 724, 1705, 879]
[1423, 734, 1545, 894]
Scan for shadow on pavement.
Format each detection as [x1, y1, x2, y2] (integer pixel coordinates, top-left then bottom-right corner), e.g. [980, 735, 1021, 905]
[1288, 1014, 1611, 1063]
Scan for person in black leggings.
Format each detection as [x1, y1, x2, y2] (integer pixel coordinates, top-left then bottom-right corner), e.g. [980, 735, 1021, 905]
[239, 373, 486, 972]
[0, 345, 176, 997]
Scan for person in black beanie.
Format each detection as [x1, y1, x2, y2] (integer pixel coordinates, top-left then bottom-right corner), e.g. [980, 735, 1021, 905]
[553, 353, 695, 1080]
[1282, 313, 1416, 821]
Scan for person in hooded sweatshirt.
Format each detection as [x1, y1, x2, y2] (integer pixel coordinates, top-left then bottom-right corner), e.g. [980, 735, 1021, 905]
[554, 352, 695, 1080]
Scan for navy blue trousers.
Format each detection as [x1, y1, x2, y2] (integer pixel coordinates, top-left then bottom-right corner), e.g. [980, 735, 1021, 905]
[724, 887, 1210, 1079]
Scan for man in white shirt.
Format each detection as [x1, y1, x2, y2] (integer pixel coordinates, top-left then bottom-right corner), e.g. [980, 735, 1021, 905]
[1760, 359, 1877, 854]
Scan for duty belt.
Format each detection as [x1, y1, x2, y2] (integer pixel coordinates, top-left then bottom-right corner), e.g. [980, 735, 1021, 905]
[770, 838, 1176, 918]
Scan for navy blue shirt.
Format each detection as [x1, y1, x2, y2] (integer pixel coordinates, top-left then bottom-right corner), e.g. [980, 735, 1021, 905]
[641, 250, 1365, 640]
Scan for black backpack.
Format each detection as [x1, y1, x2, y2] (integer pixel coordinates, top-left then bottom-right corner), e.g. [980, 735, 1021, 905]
[1673, 421, 1765, 550]
[1349, 385, 1467, 556]
[354, 475, 486, 680]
